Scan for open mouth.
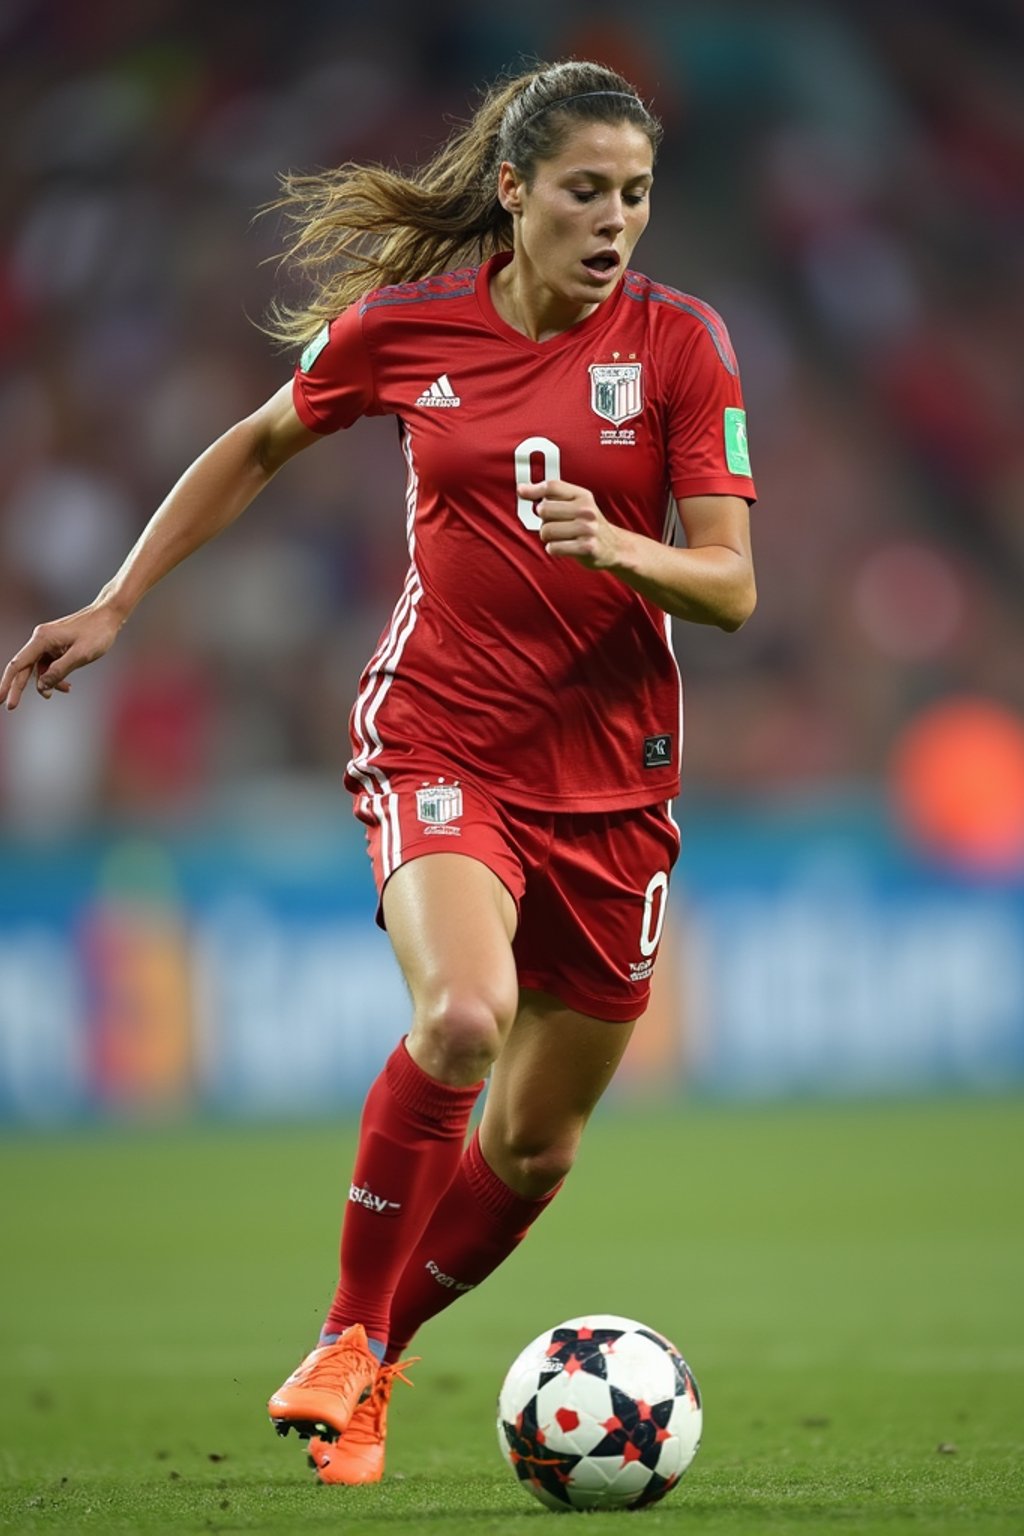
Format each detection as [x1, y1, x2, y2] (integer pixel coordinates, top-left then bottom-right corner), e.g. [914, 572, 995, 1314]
[581, 253, 620, 277]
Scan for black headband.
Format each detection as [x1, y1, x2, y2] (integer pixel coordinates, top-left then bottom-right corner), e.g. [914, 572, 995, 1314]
[518, 90, 645, 131]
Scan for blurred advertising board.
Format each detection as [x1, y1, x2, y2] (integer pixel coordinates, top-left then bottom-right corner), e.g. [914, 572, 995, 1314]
[0, 805, 1021, 1124]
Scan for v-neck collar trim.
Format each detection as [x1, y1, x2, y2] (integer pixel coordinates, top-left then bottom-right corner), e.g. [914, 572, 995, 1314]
[475, 250, 626, 354]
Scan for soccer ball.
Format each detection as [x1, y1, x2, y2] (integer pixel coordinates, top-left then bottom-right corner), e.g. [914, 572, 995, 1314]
[496, 1314, 702, 1511]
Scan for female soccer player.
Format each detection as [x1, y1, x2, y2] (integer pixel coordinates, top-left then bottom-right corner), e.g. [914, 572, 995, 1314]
[0, 59, 756, 1485]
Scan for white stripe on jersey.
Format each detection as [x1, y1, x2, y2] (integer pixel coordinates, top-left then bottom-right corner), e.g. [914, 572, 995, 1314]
[361, 573, 422, 755]
[402, 426, 418, 556]
[661, 498, 685, 786]
[347, 430, 425, 876]
[350, 586, 417, 878]
[349, 566, 420, 767]
[663, 610, 684, 785]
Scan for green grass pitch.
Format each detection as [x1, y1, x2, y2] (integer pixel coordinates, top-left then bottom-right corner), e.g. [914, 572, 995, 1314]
[1, 1097, 1021, 1534]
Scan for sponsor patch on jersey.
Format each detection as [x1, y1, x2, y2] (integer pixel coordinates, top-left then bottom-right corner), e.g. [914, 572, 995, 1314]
[643, 734, 673, 769]
[724, 406, 751, 474]
[299, 323, 330, 373]
[589, 363, 643, 426]
[415, 782, 463, 824]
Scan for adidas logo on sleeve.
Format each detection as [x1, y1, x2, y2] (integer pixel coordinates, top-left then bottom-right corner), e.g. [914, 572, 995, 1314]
[416, 374, 461, 408]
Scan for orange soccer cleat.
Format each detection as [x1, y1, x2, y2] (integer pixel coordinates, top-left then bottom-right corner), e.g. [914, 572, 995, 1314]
[307, 1356, 418, 1485]
[268, 1323, 380, 1442]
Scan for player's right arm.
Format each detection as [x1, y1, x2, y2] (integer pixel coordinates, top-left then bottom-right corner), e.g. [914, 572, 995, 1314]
[0, 383, 320, 710]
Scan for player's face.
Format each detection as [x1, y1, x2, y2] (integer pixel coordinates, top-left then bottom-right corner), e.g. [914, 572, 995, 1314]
[501, 121, 654, 308]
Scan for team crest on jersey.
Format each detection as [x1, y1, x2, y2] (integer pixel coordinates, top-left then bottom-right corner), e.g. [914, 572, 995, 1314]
[416, 781, 463, 826]
[588, 362, 643, 426]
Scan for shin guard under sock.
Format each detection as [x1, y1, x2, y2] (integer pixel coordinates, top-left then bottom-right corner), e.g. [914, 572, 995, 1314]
[385, 1129, 560, 1360]
[324, 1039, 482, 1344]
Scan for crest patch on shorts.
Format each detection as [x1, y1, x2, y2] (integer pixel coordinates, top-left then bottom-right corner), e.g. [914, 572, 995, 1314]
[416, 782, 463, 824]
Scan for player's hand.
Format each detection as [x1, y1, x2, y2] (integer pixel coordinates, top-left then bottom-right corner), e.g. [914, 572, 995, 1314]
[0, 601, 124, 712]
[517, 479, 625, 570]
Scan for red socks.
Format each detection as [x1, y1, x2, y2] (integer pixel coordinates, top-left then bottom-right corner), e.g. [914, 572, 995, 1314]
[323, 1040, 482, 1345]
[324, 1040, 561, 1356]
[385, 1128, 559, 1361]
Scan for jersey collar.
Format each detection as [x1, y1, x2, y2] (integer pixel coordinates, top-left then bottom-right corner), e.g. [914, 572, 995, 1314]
[475, 250, 627, 353]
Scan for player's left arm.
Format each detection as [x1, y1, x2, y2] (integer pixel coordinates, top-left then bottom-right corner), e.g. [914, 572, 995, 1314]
[520, 480, 755, 631]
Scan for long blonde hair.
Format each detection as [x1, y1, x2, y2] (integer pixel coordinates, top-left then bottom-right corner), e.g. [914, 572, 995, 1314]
[263, 60, 662, 351]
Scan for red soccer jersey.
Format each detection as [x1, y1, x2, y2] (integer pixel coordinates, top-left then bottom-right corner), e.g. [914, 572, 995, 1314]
[292, 251, 756, 813]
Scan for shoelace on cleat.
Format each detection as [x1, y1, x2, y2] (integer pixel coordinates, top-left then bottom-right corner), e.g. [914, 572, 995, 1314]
[341, 1356, 420, 1447]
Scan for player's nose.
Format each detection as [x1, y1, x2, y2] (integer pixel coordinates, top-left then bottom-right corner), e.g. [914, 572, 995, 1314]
[596, 196, 626, 236]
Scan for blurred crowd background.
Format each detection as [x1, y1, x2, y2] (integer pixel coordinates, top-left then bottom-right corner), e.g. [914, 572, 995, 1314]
[1, 0, 1023, 1127]
[1, 0, 1022, 859]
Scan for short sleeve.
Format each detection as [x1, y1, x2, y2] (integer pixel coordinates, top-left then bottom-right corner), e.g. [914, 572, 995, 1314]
[291, 303, 380, 434]
[665, 308, 757, 505]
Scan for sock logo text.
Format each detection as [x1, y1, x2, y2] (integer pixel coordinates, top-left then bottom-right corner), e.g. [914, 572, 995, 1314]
[426, 1259, 475, 1292]
[348, 1182, 402, 1214]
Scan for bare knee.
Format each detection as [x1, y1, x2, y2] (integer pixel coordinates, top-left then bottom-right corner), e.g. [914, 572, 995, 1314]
[488, 1129, 581, 1200]
[408, 987, 515, 1086]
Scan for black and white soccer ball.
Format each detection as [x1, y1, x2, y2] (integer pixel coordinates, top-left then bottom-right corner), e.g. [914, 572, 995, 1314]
[497, 1314, 702, 1512]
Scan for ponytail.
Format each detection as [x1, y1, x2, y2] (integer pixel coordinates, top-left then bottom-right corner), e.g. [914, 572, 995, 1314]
[262, 61, 661, 352]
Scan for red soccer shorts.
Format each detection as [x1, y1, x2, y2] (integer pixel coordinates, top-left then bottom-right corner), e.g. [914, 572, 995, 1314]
[352, 769, 680, 1022]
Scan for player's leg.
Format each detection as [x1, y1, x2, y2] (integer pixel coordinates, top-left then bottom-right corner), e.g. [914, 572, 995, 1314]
[479, 988, 635, 1192]
[297, 800, 676, 1480]
[312, 990, 636, 1485]
[270, 848, 518, 1450]
[323, 850, 518, 1340]
[382, 801, 678, 1363]
[383, 990, 636, 1359]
